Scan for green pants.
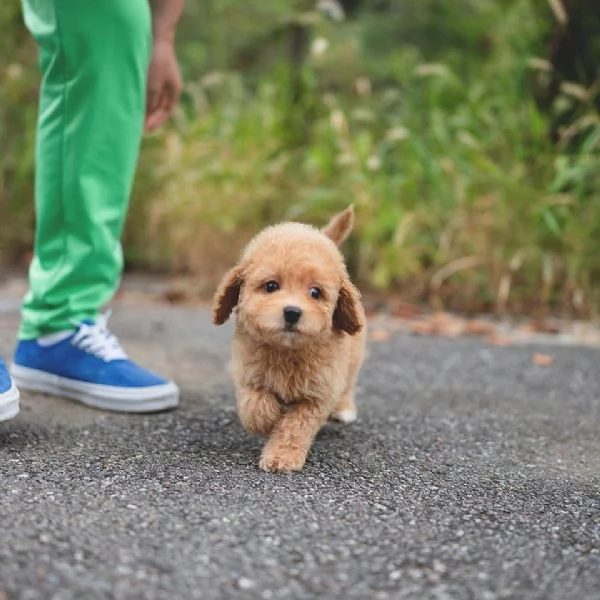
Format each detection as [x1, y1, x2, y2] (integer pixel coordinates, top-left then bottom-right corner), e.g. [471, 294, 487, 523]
[19, 0, 152, 339]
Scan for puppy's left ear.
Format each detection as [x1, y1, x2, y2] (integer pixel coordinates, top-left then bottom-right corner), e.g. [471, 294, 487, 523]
[333, 279, 364, 335]
[322, 205, 354, 246]
[212, 266, 244, 325]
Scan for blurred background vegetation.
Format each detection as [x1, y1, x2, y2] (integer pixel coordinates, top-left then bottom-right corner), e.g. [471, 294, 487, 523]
[1, 0, 599, 317]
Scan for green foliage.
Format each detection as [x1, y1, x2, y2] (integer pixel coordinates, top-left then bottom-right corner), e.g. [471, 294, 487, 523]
[127, 0, 600, 315]
[2, 0, 600, 316]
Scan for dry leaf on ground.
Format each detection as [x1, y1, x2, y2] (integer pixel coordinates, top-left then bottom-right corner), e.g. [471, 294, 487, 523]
[487, 335, 512, 346]
[532, 353, 555, 366]
[409, 314, 464, 337]
[464, 320, 496, 336]
[519, 322, 562, 335]
[430, 313, 464, 337]
[530, 321, 561, 334]
[161, 288, 190, 304]
[369, 328, 391, 342]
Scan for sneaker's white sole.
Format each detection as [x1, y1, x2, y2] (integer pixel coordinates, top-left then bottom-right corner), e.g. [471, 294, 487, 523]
[10, 364, 179, 413]
[0, 382, 20, 422]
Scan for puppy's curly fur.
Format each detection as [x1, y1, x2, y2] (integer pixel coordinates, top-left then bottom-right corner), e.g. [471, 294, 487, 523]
[212, 206, 367, 473]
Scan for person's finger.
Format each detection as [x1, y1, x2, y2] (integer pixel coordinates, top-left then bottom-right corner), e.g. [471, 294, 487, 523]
[146, 88, 161, 115]
[145, 85, 167, 131]
[145, 110, 163, 132]
[161, 84, 176, 117]
[145, 102, 169, 132]
[147, 85, 177, 131]
[145, 108, 162, 132]
[145, 70, 183, 132]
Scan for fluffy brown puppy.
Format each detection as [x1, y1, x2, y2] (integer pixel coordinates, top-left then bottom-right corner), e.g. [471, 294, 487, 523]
[212, 206, 367, 474]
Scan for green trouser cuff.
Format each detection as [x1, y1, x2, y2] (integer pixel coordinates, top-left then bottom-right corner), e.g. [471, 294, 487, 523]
[19, 0, 152, 339]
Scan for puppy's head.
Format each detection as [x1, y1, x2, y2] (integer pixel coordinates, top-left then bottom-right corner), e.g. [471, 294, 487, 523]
[212, 207, 363, 347]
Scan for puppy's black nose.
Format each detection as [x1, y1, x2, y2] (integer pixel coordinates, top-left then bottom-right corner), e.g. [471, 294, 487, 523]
[283, 305, 302, 325]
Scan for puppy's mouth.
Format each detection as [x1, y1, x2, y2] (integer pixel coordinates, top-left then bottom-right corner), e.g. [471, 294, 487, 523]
[273, 323, 309, 346]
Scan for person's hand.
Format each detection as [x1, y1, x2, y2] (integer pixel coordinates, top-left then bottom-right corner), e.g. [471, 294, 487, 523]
[145, 38, 182, 132]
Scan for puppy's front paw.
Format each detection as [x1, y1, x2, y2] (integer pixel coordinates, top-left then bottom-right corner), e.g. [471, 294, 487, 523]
[238, 389, 281, 437]
[259, 446, 307, 474]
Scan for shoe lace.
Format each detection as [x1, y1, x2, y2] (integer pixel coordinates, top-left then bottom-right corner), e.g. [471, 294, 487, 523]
[70, 311, 128, 362]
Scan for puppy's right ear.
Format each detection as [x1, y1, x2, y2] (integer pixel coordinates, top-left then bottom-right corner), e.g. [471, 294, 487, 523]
[212, 266, 244, 325]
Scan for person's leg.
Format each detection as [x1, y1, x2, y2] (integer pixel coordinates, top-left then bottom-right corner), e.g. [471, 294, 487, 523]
[12, 0, 179, 412]
[0, 358, 19, 422]
[19, 0, 151, 338]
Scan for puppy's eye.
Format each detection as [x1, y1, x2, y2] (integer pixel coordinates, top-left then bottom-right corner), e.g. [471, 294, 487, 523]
[264, 281, 279, 293]
[309, 287, 321, 300]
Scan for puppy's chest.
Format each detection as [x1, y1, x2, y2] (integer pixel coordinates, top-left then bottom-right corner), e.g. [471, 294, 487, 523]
[245, 351, 332, 403]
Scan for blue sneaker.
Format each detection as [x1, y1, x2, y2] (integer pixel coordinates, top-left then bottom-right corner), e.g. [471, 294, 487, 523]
[0, 357, 20, 421]
[11, 313, 179, 413]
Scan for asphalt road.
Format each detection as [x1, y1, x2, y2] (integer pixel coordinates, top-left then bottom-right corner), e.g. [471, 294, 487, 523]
[1, 297, 599, 600]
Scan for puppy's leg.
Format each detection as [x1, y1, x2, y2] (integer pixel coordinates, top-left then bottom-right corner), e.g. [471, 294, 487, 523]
[236, 386, 282, 437]
[331, 392, 357, 424]
[259, 401, 329, 473]
[330, 374, 358, 424]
